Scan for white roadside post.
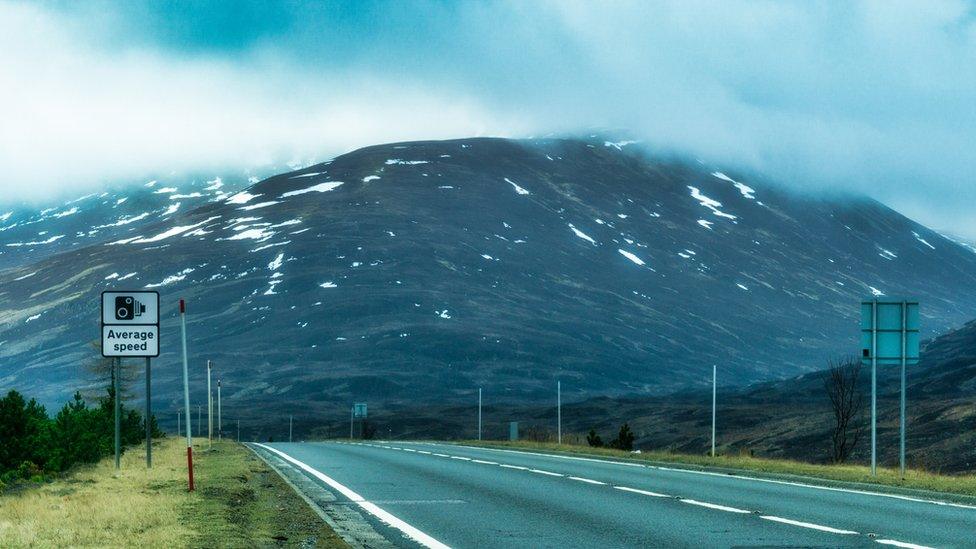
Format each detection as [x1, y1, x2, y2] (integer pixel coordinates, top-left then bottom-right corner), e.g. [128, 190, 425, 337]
[478, 388, 482, 441]
[900, 300, 907, 478]
[217, 379, 222, 441]
[237, 419, 241, 442]
[177, 409, 181, 438]
[871, 299, 878, 476]
[179, 298, 194, 491]
[557, 381, 562, 445]
[207, 360, 213, 448]
[197, 404, 202, 437]
[289, 414, 293, 443]
[711, 365, 717, 458]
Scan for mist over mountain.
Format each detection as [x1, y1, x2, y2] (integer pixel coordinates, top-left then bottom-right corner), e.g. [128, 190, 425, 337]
[2, 137, 975, 423]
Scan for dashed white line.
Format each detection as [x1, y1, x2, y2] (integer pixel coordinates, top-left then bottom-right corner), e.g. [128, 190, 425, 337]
[417, 450, 432, 455]
[680, 499, 751, 514]
[530, 469, 564, 477]
[472, 459, 498, 465]
[499, 464, 529, 471]
[450, 456, 472, 461]
[759, 515, 858, 535]
[614, 486, 669, 498]
[253, 444, 450, 549]
[569, 476, 606, 485]
[432, 453, 450, 457]
[875, 539, 934, 549]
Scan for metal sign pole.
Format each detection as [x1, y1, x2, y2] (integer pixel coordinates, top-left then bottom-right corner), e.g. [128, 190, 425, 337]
[197, 405, 201, 437]
[711, 365, 717, 458]
[871, 299, 878, 477]
[478, 388, 482, 441]
[179, 299, 194, 491]
[350, 406, 354, 439]
[900, 300, 907, 477]
[145, 357, 152, 468]
[217, 379, 222, 441]
[207, 361, 213, 448]
[114, 357, 121, 470]
[177, 409, 181, 439]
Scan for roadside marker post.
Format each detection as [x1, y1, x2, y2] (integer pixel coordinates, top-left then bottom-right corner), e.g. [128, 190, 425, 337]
[177, 409, 181, 437]
[478, 388, 482, 441]
[557, 381, 562, 445]
[207, 360, 213, 448]
[711, 365, 717, 458]
[217, 379, 222, 441]
[197, 405, 202, 437]
[101, 290, 159, 471]
[289, 414, 293, 443]
[861, 298, 919, 477]
[179, 299, 194, 491]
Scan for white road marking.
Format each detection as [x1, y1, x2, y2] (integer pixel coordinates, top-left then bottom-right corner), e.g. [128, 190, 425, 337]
[530, 469, 564, 477]
[444, 443, 976, 511]
[760, 515, 858, 535]
[472, 459, 498, 465]
[569, 476, 606, 485]
[253, 444, 450, 549]
[404, 448, 417, 452]
[417, 450, 432, 455]
[499, 464, 529, 471]
[680, 499, 751, 514]
[432, 453, 450, 457]
[614, 486, 669, 498]
[450, 456, 472, 461]
[875, 539, 935, 549]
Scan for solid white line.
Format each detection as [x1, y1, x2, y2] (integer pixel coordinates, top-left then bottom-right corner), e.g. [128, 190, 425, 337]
[680, 499, 751, 514]
[253, 444, 450, 549]
[472, 459, 498, 465]
[614, 486, 670, 498]
[760, 515, 858, 535]
[441, 443, 976, 511]
[875, 539, 934, 549]
[568, 476, 606, 485]
[530, 469, 564, 477]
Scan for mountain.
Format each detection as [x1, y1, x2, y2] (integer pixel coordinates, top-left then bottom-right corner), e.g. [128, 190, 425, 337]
[2, 136, 976, 426]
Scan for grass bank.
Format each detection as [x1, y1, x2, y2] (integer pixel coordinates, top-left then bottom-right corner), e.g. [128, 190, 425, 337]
[0, 437, 345, 547]
[455, 439, 976, 499]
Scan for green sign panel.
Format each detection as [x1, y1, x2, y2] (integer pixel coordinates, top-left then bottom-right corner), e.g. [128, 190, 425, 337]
[860, 299, 919, 365]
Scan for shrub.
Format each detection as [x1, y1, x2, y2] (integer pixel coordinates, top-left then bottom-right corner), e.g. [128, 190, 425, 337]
[586, 429, 604, 447]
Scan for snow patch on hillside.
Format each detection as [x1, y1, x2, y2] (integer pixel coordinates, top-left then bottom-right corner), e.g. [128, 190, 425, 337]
[281, 181, 343, 197]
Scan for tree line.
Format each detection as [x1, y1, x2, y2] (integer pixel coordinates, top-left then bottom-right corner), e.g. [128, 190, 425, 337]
[0, 382, 161, 491]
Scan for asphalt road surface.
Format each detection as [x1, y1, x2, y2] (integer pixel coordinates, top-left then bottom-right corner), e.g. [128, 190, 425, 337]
[250, 441, 976, 548]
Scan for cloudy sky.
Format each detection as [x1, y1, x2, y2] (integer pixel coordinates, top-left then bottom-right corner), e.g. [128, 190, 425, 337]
[2, 0, 975, 236]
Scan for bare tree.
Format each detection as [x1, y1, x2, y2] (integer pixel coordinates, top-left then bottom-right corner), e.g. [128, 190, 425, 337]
[823, 356, 865, 463]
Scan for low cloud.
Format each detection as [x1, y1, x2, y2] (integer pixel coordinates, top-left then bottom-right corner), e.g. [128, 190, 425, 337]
[2, 1, 976, 237]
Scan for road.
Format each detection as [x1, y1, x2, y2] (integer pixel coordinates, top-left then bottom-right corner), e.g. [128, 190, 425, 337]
[250, 441, 976, 548]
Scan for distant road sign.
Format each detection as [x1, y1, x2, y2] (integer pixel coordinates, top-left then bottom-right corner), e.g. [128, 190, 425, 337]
[102, 291, 159, 357]
[353, 403, 368, 418]
[860, 299, 919, 365]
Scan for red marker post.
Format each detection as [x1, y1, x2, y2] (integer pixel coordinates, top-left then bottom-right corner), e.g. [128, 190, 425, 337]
[179, 299, 194, 491]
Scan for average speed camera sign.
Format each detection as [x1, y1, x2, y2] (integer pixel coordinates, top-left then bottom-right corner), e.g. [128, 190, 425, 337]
[101, 291, 160, 357]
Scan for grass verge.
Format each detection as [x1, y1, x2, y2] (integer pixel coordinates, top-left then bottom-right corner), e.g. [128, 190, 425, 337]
[455, 439, 976, 500]
[0, 437, 346, 548]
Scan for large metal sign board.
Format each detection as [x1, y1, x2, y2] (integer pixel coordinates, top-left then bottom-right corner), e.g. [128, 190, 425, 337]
[860, 299, 919, 365]
[101, 291, 160, 357]
[353, 403, 368, 418]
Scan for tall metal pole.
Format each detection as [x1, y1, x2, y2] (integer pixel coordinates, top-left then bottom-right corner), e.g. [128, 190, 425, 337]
[179, 299, 194, 491]
[871, 299, 878, 476]
[478, 388, 482, 441]
[289, 414, 293, 443]
[114, 357, 121, 470]
[711, 365, 717, 457]
[557, 381, 562, 445]
[350, 406, 354, 439]
[145, 357, 152, 468]
[197, 405, 201, 437]
[177, 409, 181, 438]
[900, 300, 907, 477]
[217, 379, 222, 441]
[237, 419, 240, 442]
[207, 360, 213, 448]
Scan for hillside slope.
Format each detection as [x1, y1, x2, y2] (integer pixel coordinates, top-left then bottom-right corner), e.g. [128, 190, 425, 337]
[1, 137, 975, 418]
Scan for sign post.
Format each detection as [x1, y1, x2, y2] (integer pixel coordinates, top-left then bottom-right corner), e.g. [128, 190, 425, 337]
[101, 290, 159, 470]
[861, 298, 919, 477]
[179, 299, 194, 491]
[352, 402, 367, 439]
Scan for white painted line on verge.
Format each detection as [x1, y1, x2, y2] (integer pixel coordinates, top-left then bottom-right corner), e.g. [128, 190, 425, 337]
[875, 539, 934, 549]
[569, 476, 607, 485]
[442, 443, 976, 511]
[529, 469, 564, 477]
[472, 459, 498, 465]
[760, 515, 858, 535]
[679, 499, 751, 514]
[614, 486, 669, 498]
[253, 444, 450, 549]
